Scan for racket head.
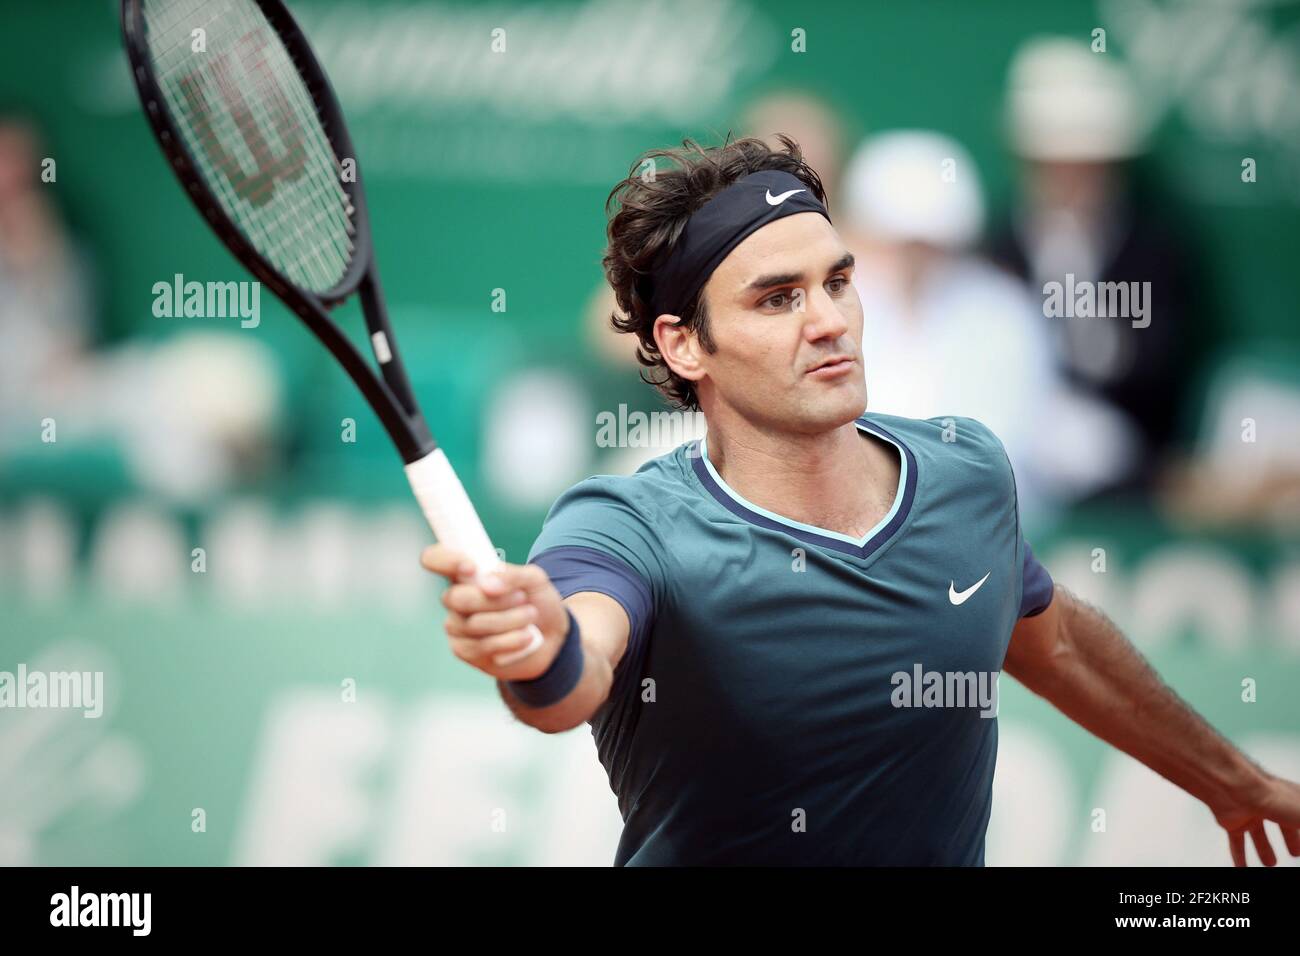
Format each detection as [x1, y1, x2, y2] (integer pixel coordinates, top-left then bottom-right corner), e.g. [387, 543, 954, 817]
[121, 0, 372, 305]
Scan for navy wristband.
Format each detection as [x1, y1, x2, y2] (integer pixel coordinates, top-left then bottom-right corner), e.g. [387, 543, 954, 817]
[504, 609, 585, 708]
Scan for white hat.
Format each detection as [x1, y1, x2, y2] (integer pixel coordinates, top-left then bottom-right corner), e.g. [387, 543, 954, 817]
[1006, 37, 1146, 161]
[842, 130, 984, 248]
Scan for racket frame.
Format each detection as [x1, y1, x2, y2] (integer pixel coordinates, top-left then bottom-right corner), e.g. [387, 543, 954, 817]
[120, 0, 433, 465]
[121, 0, 546, 666]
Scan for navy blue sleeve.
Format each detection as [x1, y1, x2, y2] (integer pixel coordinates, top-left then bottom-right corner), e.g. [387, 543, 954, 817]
[1019, 540, 1054, 618]
[531, 544, 655, 677]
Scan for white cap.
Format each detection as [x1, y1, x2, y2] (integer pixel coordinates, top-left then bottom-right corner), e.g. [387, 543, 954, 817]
[1006, 37, 1146, 161]
[842, 130, 984, 249]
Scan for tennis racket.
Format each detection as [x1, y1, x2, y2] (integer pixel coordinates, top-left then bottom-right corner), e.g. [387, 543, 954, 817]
[121, 0, 543, 663]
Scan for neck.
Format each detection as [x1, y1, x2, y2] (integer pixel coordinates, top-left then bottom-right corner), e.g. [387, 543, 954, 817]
[702, 411, 889, 535]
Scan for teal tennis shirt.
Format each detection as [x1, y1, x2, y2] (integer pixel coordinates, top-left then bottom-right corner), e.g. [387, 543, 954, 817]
[528, 413, 1054, 865]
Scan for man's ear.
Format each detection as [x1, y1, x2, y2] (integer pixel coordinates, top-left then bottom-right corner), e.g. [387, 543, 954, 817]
[654, 313, 707, 386]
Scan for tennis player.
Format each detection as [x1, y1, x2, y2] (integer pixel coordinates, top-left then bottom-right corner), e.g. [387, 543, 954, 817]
[422, 136, 1300, 866]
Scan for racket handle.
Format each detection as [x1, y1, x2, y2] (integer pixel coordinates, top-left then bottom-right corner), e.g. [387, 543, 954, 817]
[405, 449, 544, 665]
[405, 448, 500, 571]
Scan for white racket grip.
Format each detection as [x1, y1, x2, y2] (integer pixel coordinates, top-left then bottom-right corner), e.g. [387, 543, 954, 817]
[405, 449, 544, 665]
[405, 448, 500, 572]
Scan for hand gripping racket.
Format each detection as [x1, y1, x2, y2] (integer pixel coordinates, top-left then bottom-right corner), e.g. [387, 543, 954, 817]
[121, 0, 544, 664]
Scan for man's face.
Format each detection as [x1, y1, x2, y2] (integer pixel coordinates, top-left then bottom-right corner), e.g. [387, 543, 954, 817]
[693, 212, 866, 434]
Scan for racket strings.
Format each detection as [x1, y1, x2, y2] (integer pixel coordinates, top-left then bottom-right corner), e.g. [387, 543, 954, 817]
[143, 0, 355, 294]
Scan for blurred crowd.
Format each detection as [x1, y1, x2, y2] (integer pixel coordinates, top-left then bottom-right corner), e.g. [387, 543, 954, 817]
[0, 118, 282, 506]
[832, 37, 1199, 526]
[5, 35, 1300, 535]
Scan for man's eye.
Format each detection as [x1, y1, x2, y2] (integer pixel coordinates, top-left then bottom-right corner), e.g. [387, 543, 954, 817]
[763, 292, 788, 310]
[827, 276, 848, 294]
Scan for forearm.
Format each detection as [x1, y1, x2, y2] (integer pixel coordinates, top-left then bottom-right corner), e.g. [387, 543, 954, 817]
[1017, 588, 1263, 811]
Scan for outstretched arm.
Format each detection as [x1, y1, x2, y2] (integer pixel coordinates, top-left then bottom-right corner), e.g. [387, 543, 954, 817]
[1004, 584, 1300, 866]
[421, 544, 630, 734]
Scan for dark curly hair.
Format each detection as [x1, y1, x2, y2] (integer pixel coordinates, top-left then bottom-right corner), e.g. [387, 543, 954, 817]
[601, 134, 828, 411]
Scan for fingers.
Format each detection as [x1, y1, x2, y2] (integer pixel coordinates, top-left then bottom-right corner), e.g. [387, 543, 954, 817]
[1228, 829, 1247, 868]
[492, 628, 545, 667]
[474, 562, 551, 598]
[1283, 827, 1300, 858]
[423, 551, 560, 678]
[1249, 823, 1278, 867]
[420, 544, 476, 580]
[448, 627, 543, 666]
[440, 564, 552, 615]
[444, 603, 538, 638]
[420, 547, 550, 601]
[1228, 824, 1279, 867]
[442, 583, 530, 616]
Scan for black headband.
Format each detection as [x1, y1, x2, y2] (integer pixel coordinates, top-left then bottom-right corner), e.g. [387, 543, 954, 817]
[637, 169, 831, 319]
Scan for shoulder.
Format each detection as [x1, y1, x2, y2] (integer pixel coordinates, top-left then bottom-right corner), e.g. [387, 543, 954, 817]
[862, 412, 1015, 490]
[541, 447, 687, 528]
[864, 411, 1007, 457]
[527, 447, 693, 582]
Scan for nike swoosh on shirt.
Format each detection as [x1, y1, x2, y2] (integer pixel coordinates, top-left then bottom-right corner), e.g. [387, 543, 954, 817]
[765, 188, 805, 205]
[949, 571, 991, 606]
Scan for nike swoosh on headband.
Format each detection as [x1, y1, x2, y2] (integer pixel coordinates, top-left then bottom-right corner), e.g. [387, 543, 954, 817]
[765, 188, 806, 205]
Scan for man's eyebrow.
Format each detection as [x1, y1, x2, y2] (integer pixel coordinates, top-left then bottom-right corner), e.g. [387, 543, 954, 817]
[742, 251, 856, 294]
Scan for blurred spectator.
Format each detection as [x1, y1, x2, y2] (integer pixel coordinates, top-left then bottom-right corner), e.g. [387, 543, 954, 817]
[740, 88, 851, 220]
[842, 130, 1063, 521]
[988, 37, 1218, 502]
[0, 117, 280, 502]
[0, 119, 94, 417]
[1160, 349, 1300, 531]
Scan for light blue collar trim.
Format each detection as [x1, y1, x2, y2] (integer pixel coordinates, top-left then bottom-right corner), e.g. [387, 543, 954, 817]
[697, 420, 909, 548]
